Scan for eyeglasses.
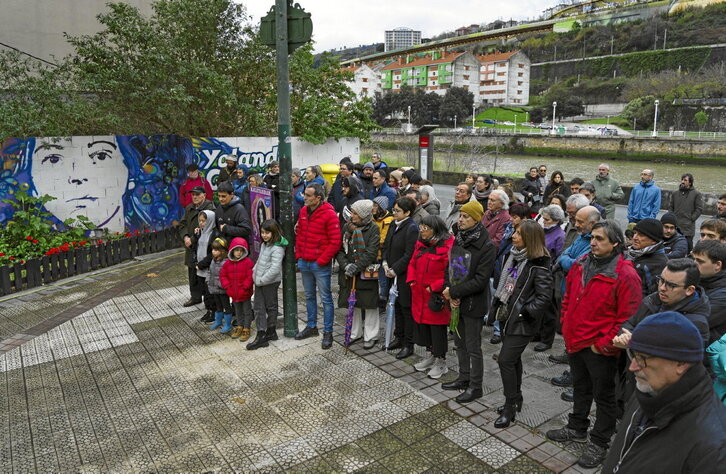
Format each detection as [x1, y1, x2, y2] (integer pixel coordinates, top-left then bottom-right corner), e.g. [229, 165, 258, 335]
[626, 348, 654, 368]
[655, 275, 686, 290]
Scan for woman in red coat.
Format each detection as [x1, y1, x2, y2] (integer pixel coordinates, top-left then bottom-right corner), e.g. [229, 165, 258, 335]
[407, 215, 455, 379]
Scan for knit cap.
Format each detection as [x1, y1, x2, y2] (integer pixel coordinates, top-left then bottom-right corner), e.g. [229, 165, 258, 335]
[633, 218, 663, 242]
[460, 200, 484, 222]
[629, 311, 703, 363]
[351, 199, 374, 220]
[390, 170, 403, 182]
[363, 162, 375, 169]
[373, 196, 389, 210]
[660, 211, 678, 227]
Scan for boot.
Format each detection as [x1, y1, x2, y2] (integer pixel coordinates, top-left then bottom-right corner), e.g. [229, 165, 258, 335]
[239, 328, 251, 341]
[246, 331, 269, 350]
[395, 344, 414, 359]
[209, 312, 224, 330]
[497, 394, 523, 414]
[494, 402, 517, 428]
[219, 313, 234, 334]
[427, 358, 448, 379]
[201, 311, 215, 323]
[265, 327, 279, 341]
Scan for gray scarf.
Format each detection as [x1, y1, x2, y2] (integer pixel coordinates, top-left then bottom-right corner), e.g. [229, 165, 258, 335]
[494, 247, 528, 305]
[196, 210, 216, 278]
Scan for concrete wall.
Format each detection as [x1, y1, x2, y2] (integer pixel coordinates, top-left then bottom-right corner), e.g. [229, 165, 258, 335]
[0, 135, 359, 233]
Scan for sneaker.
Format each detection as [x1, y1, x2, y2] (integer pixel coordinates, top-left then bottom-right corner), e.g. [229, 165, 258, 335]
[545, 426, 587, 444]
[549, 352, 569, 364]
[295, 326, 319, 340]
[551, 370, 573, 387]
[414, 354, 436, 372]
[578, 442, 607, 468]
[230, 326, 244, 338]
[427, 358, 448, 379]
[240, 328, 251, 342]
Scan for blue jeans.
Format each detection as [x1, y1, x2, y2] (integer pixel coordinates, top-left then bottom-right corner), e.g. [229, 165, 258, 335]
[298, 259, 334, 333]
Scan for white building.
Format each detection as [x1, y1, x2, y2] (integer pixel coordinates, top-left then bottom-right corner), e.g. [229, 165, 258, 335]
[477, 50, 530, 106]
[342, 64, 381, 99]
[384, 27, 422, 52]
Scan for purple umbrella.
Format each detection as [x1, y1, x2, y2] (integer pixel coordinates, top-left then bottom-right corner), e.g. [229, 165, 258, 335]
[344, 276, 357, 353]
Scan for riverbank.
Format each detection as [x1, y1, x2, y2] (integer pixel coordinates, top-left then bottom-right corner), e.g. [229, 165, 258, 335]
[369, 132, 726, 164]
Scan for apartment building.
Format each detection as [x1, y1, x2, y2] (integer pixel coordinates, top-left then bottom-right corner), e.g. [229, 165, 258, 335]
[379, 51, 481, 97]
[478, 50, 531, 106]
[341, 63, 381, 99]
[384, 27, 422, 52]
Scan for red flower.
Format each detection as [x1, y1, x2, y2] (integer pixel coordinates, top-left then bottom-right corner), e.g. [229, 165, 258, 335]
[26, 236, 33, 241]
[32, 239, 39, 244]
[125, 232, 132, 237]
[0, 252, 4, 257]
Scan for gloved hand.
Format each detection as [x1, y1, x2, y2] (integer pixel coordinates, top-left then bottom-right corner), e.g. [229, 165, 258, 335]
[344, 263, 356, 277]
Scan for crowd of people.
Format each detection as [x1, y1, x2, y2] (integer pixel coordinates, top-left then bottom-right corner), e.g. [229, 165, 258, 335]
[178, 153, 726, 471]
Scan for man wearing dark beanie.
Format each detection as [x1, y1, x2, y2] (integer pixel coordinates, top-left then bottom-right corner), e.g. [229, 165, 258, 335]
[602, 312, 726, 473]
[661, 211, 688, 259]
[626, 218, 668, 298]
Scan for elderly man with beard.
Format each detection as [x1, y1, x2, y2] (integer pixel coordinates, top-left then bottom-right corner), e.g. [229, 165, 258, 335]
[668, 173, 703, 252]
[602, 312, 726, 473]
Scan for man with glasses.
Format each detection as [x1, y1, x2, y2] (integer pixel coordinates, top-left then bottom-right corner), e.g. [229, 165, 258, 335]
[444, 182, 472, 232]
[547, 220, 641, 469]
[602, 312, 726, 473]
[537, 164, 548, 197]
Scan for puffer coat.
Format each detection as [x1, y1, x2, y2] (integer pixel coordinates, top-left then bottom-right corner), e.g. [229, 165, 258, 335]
[407, 235, 454, 325]
[220, 238, 254, 302]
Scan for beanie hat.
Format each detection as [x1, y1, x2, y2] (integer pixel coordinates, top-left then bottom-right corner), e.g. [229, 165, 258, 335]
[460, 200, 484, 222]
[363, 162, 375, 169]
[660, 211, 678, 227]
[390, 170, 403, 182]
[633, 218, 663, 242]
[629, 311, 703, 363]
[351, 199, 374, 220]
[373, 196, 389, 210]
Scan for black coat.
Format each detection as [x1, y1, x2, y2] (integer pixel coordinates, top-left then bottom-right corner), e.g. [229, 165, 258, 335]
[179, 200, 215, 266]
[701, 270, 726, 344]
[543, 182, 571, 203]
[446, 225, 496, 319]
[263, 173, 280, 219]
[382, 217, 419, 306]
[628, 248, 668, 298]
[336, 221, 380, 309]
[492, 255, 553, 337]
[215, 196, 251, 245]
[602, 363, 726, 474]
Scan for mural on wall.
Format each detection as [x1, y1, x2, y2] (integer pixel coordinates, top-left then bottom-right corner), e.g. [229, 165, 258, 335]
[1, 135, 359, 233]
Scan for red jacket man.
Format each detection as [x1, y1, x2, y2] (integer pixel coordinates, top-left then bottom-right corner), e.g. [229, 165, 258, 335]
[180, 164, 213, 208]
[547, 220, 642, 470]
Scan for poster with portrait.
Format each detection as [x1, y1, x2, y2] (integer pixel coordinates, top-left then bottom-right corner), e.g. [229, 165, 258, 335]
[249, 186, 274, 260]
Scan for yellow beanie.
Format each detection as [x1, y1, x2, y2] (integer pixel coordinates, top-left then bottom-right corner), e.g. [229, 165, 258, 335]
[460, 200, 484, 222]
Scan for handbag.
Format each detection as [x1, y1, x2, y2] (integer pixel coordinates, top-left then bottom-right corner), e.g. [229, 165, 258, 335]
[359, 263, 380, 280]
[428, 292, 445, 312]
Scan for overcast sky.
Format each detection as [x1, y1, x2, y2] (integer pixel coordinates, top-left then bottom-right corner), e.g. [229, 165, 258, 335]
[242, 0, 563, 53]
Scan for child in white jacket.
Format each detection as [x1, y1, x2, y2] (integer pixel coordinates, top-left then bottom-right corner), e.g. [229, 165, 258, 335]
[247, 219, 287, 350]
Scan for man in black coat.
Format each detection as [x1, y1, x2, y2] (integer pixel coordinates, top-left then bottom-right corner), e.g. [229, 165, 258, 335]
[442, 201, 495, 403]
[692, 240, 726, 343]
[602, 312, 726, 473]
[382, 196, 419, 359]
[262, 160, 280, 220]
[215, 182, 251, 250]
[179, 186, 215, 311]
[625, 218, 668, 299]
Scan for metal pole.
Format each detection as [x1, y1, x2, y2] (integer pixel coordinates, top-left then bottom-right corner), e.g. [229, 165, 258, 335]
[275, 0, 298, 337]
[551, 101, 557, 133]
[652, 100, 659, 138]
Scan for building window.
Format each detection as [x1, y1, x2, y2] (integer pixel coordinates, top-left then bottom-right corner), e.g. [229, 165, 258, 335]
[363, 88, 368, 92]
[518, 81, 523, 86]
[518, 72, 523, 77]
[517, 90, 522, 94]
[463, 75, 469, 80]
[362, 78, 368, 82]
[518, 63, 525, 68]
[497, 72, 505, 76]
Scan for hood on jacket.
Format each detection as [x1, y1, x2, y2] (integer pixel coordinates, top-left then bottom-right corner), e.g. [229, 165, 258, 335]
[228, 237, 249, 261]
[274, 236, 289, 247]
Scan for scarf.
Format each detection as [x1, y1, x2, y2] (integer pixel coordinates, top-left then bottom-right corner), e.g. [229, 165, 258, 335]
[583, 251, 619, 286]
[627, 241, 664, 259]
[344, 219, 371, 259]
[455, 222, 483, 248]
[472, 186, 490, 202]
[195, 210, 216, 277]
[494, 246, 528, 305]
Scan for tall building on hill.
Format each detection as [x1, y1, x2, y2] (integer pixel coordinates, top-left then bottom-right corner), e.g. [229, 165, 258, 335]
[384, 27, 422, 52]
[478, 50, 530, 106]
[0, 0, 153, 64]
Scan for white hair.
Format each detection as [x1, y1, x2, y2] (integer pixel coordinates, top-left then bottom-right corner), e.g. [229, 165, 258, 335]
[419, 185, 439, 204]
[599, 163, 610, 170]
[542, 204, 565, 223]
[566, 193, 590, 210]
[490, 189, 509, 210]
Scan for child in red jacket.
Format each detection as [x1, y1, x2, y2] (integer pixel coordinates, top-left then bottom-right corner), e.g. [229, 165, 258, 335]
[220, 237, 255, 341]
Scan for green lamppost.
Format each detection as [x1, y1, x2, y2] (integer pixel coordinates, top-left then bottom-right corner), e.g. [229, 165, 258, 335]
[260, 1, 312, 337]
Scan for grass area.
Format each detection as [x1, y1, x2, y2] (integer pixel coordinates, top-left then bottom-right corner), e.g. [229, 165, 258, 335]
[475, 107, 532, 124]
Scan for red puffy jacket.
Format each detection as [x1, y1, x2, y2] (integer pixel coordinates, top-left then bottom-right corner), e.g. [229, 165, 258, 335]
[295, 201, 341, 266]
[561, 253, 642, 356]
[407, 235, 454, 325]
[179, 176, 213, 208]
[220, 237, 254, 302]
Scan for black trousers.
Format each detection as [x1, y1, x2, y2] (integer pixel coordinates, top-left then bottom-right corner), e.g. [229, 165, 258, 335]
[568, 348, 618, 449]
[188, 265, 203, 301]
[394, 300, 415, 345]
[197, 276, 215, 311]
[498, 333, 532, 402]
[212, 293, 231, 314]
[414, 323, 448, 358]
[454, 316, 484, 390]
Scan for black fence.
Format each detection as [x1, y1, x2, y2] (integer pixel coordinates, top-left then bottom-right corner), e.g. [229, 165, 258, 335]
[0, 228, 181, 297]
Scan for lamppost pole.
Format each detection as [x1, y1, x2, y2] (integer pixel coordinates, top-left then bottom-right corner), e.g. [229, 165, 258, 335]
[514, 114, 517, 134]
[551, 101, 557, 134]
[652, 99, 660, 137]
[407, 105, 411, 126]
[472, 104, 476, 129]
[454, 115, 457, 129]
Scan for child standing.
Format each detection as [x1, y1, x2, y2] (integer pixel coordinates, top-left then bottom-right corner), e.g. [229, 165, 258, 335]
[206, 238, 233, 333]
[247, 219, 287, 350]
[194, 210, 218, 323]
[220, 238, 255, 341]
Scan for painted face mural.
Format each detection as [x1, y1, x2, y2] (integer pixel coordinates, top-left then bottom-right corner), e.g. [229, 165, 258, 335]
[32, 136, 129, 231]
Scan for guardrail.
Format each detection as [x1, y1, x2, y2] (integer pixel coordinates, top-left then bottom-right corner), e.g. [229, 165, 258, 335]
[0, 228, 181, 297]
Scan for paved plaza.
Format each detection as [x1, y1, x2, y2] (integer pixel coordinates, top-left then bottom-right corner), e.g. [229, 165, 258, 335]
[0, 250, 602, 473]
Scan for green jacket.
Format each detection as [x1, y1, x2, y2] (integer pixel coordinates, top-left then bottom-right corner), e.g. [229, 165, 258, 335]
[593, 174, 624, 219]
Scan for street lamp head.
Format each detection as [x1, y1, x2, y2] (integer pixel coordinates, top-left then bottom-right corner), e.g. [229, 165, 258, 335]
[654, 100, 659, 106]
[553, 101, 557, 107]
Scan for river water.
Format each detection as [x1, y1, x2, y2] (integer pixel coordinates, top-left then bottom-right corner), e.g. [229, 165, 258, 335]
[363, 148, 726, 195]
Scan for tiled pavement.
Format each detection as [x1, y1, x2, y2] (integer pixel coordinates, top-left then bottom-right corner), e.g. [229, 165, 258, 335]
[0, 251, 602, 473]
